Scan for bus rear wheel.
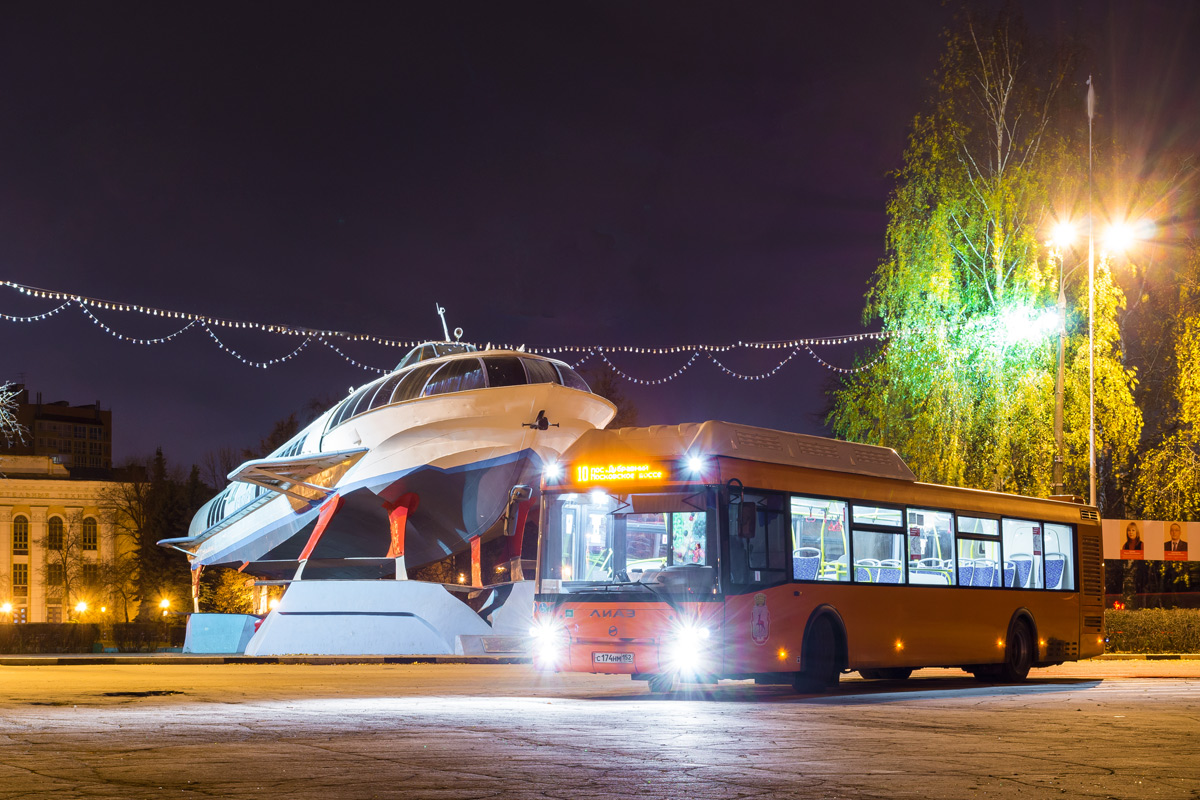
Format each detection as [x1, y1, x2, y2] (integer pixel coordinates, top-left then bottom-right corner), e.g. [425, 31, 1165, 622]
[858, 667, 912, 680]
[794, 615, 839, 693]
[998, 619, 1034, 682]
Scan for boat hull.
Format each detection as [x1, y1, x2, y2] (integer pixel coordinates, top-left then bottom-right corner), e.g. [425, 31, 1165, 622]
[189, 382, 613, 579]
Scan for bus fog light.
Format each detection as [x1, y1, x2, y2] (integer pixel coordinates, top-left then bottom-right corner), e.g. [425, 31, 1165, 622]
[667, 621, 711, 674]
[530, 619, 568, 670]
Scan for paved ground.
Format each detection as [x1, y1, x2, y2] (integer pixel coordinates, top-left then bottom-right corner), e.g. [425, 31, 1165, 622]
[2, 660, 1199, 799]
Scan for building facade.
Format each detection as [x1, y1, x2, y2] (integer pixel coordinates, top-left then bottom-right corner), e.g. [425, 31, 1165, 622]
[0, 455, 133, 623]
[3, 386, 113, 471]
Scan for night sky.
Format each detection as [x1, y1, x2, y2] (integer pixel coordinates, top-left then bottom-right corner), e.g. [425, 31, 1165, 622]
[1, 2, 1197, 472]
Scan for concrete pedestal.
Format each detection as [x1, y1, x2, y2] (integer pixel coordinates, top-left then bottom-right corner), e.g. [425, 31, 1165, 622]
[184, 614, 260, 654]
[244, 580, 495, 656]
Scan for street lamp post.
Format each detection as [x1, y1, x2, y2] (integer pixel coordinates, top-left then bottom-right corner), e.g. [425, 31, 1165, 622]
[1087, 75, 1097, 508]
[1054, 272, 1067, 495]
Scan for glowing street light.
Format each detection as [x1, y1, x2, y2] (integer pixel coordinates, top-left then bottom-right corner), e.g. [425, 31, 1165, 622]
[1103, 221, 1136, 254]
[1, 602, 12, 615]
[75, 601, 88, 614]
[159, 598, 171, 617]
[1050, 221, 1077, 250]
[1047, 208, 1151, 499]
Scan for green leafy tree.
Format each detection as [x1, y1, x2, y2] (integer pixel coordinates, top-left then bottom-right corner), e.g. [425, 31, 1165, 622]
[1130, 244, 1200, 520]
[198, 567, 256, 614]
[580, 366, 638, 428]
[829, 10, 1141, 505]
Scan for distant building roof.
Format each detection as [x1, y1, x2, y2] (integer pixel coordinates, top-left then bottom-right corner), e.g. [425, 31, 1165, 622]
[0, 455, 72, 478]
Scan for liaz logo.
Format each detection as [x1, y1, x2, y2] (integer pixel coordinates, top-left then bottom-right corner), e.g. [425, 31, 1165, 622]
[589, 609, 636, 618]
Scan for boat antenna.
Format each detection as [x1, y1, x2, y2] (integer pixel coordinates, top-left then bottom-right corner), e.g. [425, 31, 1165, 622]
[435, 303, 450, 342]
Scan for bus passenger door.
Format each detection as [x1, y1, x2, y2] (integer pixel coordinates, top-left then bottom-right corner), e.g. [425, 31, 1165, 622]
[723, 489, 793, 674]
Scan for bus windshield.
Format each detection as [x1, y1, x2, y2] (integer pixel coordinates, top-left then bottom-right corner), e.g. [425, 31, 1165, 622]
[540, 488, 717, 595]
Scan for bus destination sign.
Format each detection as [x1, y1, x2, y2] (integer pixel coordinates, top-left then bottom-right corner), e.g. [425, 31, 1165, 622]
[573, 462, 666, 484]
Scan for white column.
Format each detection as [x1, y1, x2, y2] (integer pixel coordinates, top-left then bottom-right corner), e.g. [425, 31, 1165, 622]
[28, 507, 47, 622]
[0, 506, 12, 602]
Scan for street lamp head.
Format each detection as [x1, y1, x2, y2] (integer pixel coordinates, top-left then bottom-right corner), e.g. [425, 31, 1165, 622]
[1049, 221, 1077, 250]
[1, 602, 11, 614]
[75, 601, 88, 613]
[1103, 221, 1136, 254]
[159, 598, 171, 609]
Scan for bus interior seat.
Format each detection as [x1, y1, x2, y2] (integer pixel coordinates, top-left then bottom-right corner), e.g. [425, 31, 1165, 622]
[1011, 556, 1033, 588]
[854, 559, 880, 582]
[1045, 554, 1066, 589]
[793, 547, 821, 581]
[972, 559, 997, 587]
[877, 560, 903, 583]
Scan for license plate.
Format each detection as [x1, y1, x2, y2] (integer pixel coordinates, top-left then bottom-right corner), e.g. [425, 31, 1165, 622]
[593, 652, 634, 664]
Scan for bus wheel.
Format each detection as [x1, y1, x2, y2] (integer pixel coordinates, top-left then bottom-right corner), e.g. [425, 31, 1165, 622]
[794, 615, 839, 692]
[859, 667, 912, 680]
[999, 619, 1034, 682]
[647, 674, 675, 694]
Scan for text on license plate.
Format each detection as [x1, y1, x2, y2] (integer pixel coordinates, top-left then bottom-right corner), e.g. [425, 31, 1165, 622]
[593, 652, 634, 664]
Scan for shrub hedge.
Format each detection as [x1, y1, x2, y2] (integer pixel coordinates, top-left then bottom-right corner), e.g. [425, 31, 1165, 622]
[1103, 608, 1200, 654]
[0, 623, 186, 654]
[3, 613, 1199, 655]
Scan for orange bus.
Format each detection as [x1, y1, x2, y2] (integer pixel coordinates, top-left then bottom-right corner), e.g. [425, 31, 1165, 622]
[530, 421, 1104, 692]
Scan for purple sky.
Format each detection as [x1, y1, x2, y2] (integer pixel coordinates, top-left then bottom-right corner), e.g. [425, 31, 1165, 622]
[1, 2, 1197, 471]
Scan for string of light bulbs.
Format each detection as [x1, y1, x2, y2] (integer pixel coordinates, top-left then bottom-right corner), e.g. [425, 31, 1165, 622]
[78, 302, 197, 345]
[318, 336, 388, 375]
[0, 279, 890, 380]
[0, 299, 72, 323]
[204, 326, 314, 369]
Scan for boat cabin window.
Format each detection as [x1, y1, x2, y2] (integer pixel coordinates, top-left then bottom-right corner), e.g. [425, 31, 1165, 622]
[423, 358, 487, 396]
[521, 357, 559, 385]
[555, 364, 590, 392]
[394, 342, 478, 371]
[484, 357, 528, 388]
[390, 363, 440, 404]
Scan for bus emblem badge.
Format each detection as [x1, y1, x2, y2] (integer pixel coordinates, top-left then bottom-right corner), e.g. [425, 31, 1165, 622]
[751, 592, 770, 646]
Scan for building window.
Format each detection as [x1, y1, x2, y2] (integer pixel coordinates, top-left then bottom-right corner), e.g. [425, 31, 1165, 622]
[47, 562, 65, 585]
[13, 515, 29, 555]
[46, 606, 62, 623]
[13, 563, 28, 591]
[48, 517, 64, 550]
[82, 517, 98, 550]
[82, 562, 99, 585]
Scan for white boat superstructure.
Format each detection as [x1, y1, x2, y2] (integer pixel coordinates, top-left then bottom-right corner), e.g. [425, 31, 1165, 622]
[164, 342, 616, 582]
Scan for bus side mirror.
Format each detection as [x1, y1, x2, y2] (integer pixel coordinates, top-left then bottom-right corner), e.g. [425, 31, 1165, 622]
[737, 501, 756, 539]
[726, 478, 756, 539]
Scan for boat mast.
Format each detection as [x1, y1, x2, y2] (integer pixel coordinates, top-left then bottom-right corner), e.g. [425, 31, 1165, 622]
[436, 303, 450, 342]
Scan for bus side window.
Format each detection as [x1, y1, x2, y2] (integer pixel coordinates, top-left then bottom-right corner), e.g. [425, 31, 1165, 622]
[1003, 518, 1044, 589]
[1043, 523, 1074, 590]
[728, 491, 789, 589]
[790, 496, 849, 582]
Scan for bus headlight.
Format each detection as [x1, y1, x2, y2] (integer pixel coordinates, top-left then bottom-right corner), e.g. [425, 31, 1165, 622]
[667, 621, 712, 674]
[530, 619, 568, 669]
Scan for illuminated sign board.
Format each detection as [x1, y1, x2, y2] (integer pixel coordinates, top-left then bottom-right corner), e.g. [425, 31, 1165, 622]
[573, 463, 666, 484]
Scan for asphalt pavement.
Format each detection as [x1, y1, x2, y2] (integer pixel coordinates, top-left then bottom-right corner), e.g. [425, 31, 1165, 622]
[1, 660, 1198, 799]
